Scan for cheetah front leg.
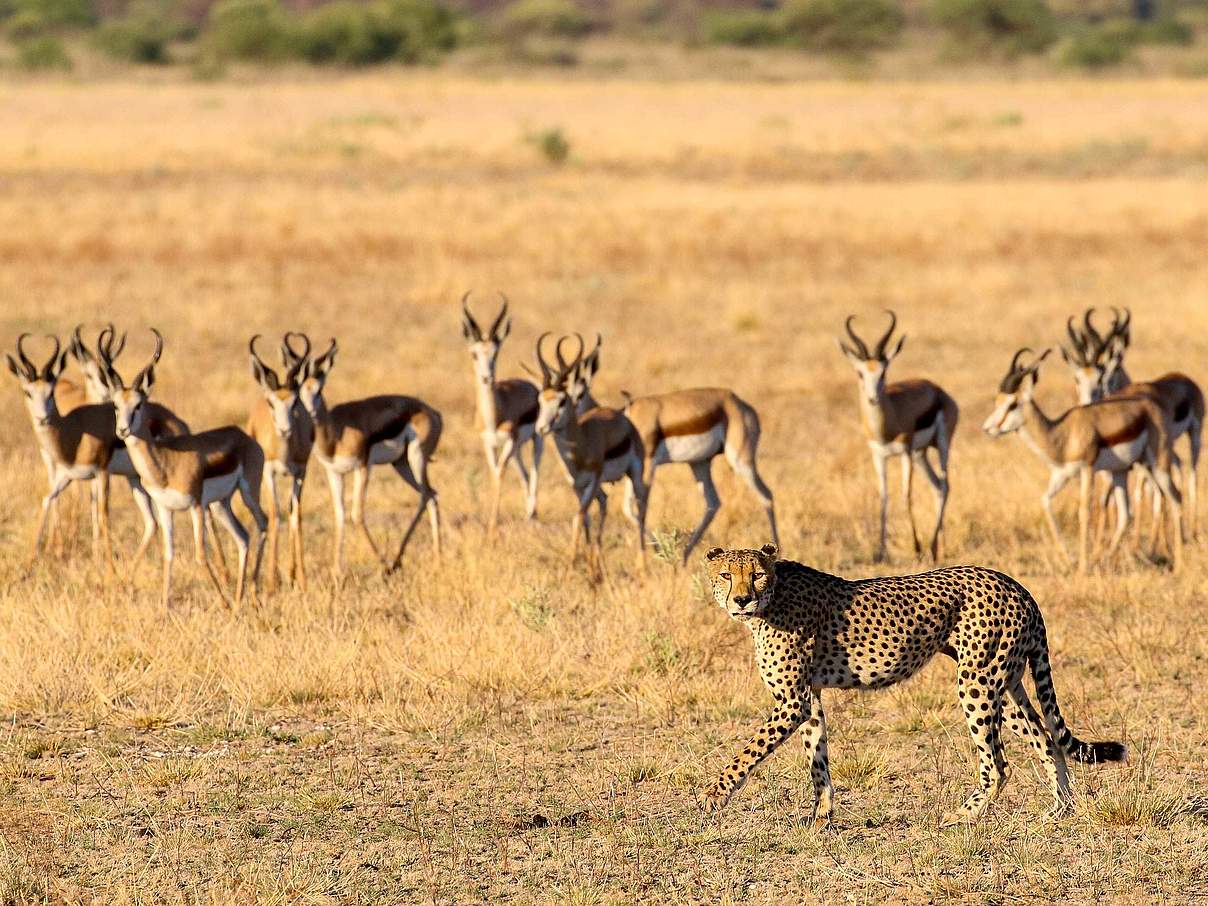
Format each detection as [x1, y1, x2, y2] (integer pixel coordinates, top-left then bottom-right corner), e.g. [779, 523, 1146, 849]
[701, 697, 806, 813]
[800, 687, 834, 823]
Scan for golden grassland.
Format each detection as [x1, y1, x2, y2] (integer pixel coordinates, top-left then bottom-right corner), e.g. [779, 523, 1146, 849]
[0, 75, 1206, 902]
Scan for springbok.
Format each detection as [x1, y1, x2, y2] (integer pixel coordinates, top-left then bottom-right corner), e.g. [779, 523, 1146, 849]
[99, 330, 268, 608]
[622, 382, 777, 565]
[296, 339, 442, 579]
[461, 293, 542, 532]
[7, 334, 127, 574]
[837, 311, 959, 563]
[533, 334, 648, 579]
[247, 332, 315, 592]
[1065, 309, 1202, 544]
[983, 348, 1182, 573]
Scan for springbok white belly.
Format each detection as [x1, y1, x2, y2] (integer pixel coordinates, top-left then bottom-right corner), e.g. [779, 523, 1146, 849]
[654, 424, 725, 466]
[369, 428, 414, 466]
[871, 421, 938, 458]
[1094, 432, 1147, 472]
[146, 484, 194, 512]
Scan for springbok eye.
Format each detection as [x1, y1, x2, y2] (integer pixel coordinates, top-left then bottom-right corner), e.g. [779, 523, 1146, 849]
[720, 572, 731, 580]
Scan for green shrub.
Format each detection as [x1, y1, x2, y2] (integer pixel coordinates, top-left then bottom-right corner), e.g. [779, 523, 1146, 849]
[202, 0, 290, 60]
[292, 0, 455, 65]
[779, 0, 904, 54]
[702, 8, 782, 46]
[94, 0, 186, 63]
[501, 0, 592, 41]
[2, 0, 94, 31]
[931, 0, 1057, 55]
[526, 126, 570, 164]
[373, 0, 457, 60]
[13, 33, 72, 67]
[294, 2, 390, 64]
[1133, 16, 1193, 46]
[1059, 25, 1132, 68]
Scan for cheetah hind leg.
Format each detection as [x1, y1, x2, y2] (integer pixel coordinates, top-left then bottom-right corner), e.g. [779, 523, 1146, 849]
[943, 669, 1010, 826]
[1004, 679, 1073, 819]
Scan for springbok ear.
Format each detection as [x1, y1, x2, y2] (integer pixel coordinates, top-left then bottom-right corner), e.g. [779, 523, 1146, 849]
[704, 547, 725, 562]
[55, 350, 70, 377]
[6, 354, 21, 379]
[888, 335, 906, 360]
[760, 543, 779, 559]
[461, 318, 476, 342]
[495, 318, 512, 343]
[138, 366, 156, 393]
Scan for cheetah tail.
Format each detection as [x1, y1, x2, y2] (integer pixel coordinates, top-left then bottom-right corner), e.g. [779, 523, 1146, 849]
[1029, 646, 1128, 765]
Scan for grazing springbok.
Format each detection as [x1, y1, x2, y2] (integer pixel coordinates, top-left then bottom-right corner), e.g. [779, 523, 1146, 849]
[296, 339, 442, 579]
[247, 332, 315, 592]
[533, 334, 648, 579]
[7, 334, 129, 574]
[621, 380, 777, 565]
[461, 293, 542, 532]
[837, 311, 959, 563]
[99, 330, 267, 608]
[983, 348, 1183, 573]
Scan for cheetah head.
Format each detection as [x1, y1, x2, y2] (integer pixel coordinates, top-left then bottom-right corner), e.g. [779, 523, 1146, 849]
[703, 544, 778, 621]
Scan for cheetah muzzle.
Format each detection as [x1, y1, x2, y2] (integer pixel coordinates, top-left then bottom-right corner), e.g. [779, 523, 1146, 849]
[701, 544, 1127, 823]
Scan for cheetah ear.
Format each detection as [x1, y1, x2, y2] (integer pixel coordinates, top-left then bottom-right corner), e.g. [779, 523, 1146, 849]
[760, 543, 779, 560]
[704, 547, 725, 562]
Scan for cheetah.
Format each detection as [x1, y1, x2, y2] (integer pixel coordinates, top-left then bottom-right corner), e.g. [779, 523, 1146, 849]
[701, 544, 1126, 823]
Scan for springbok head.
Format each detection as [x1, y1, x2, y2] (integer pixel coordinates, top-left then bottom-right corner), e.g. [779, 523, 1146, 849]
[461, 292, 512, 390]
[983, 347, 1051, 437]
[837, 310, 906, 405]
[6, 334, 68, 427]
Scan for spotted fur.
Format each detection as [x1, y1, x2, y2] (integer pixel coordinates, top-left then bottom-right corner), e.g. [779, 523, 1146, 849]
[701, 544, 1126, 822]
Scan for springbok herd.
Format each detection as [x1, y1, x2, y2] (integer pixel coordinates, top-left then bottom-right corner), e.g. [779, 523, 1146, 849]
[5, 301, 1202, 608]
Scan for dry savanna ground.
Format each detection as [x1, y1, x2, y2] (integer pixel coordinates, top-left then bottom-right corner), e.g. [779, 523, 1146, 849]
[0, 75, 1207, 903]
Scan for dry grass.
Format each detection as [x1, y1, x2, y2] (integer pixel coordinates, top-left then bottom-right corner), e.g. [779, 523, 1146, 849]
[0, 75, 1206, 903]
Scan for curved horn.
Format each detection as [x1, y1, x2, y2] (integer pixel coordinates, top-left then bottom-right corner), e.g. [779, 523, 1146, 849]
[1110, 306, 1131, 347]
[40, 334, 61, 380]
[282, 331, 311, 385]
[1009, 347, 1033, 375]
[843, 315, 870, 359]
[488, 292, 509, 339]
[15, 333, 37, 379]
[70, 324, 90, 362]
[98, 323, 126, 364]
[873, 309, 897, 360]
[1065, 316, 1088, 364]
[132, 328, 163, 390]
[534, 331, 554, 387]
[461, 292, 482, 341]
[1082, 308, 1106, 360]
[555, 333, 585, 381]
[249, 333, 273, 370]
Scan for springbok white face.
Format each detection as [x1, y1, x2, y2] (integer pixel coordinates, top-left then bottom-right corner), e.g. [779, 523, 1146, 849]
[983, 349, 1048, 437]
[99, 328, 163, 441]
[836, 311, 905, 405]
[297, 340, 337, 417]
[462, 293, 512, 390]
[536, 384, 574, 436]
[6, 335, 65, 428]
[249, 334, 309, 439]
[111, 384, 150, 440]
[1062, 356, 1104, 405]
[70, 324, 128, 403]
[532, 332, 596, 436]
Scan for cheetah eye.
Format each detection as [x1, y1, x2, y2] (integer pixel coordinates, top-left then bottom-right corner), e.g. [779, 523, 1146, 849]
[719, 572, 731, 580]
[753, 572, 765, 581]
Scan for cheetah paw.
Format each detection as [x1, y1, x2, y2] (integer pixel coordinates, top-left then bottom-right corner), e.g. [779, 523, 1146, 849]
[699, 783, 732, 813]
